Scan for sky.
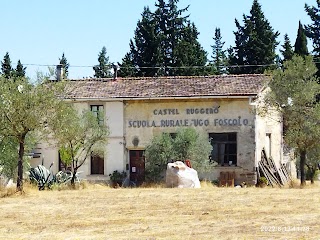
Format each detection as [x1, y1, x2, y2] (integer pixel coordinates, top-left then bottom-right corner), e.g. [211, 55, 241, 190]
[0, 0, 316, 79]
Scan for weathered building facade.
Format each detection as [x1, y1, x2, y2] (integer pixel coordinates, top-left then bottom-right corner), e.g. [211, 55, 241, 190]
[31, 74, 290, 185]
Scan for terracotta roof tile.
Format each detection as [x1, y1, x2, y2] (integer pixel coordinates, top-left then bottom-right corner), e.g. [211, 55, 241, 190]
[65, 74, 268, 99]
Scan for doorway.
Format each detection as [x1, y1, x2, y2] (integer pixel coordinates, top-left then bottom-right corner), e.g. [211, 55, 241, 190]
[129, 150, 145, 185]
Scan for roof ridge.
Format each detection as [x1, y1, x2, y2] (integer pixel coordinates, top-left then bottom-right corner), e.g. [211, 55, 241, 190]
[68, 74, 267, 82]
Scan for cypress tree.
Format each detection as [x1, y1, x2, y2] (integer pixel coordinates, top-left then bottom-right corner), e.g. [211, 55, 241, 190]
[93, 46, 112, 78]
[210, 27, 227, 75]
[15, 60, 26, 78]
[294, 21, 308, 57]
[280, 34, 294, 62]
[59, 53, 69, 78]
[1, 52, 13, 79]
[228, 0, 279, 74]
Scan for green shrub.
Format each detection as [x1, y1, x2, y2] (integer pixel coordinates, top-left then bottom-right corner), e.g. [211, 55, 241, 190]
[109, 170, 126, 186]
[144, 127, 213, 182]
[257, 177, 268, 187]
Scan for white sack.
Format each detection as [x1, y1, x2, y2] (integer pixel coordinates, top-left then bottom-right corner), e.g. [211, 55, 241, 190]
[166, 161, 201, 188]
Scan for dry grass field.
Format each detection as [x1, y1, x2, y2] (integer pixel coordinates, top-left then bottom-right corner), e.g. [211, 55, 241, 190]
[0, 182, 319, 240]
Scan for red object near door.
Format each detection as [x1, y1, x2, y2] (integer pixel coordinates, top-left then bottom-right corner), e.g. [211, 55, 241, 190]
[185, 159, 192, 168]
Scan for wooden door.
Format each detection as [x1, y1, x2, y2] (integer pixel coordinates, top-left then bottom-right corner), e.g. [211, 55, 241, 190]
[129, 150, 145, 185]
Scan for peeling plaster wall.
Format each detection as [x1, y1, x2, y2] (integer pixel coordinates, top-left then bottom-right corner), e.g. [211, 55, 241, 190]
[33, 97, 284, 185]
[125, 98, 259, 185]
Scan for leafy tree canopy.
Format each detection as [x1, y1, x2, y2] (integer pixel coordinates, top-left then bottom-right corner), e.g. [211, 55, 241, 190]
[305, 1, 320, 75]
[264, 55, 320, 186]
[51, 107, 110, 186]
[0, 74, 68, 191]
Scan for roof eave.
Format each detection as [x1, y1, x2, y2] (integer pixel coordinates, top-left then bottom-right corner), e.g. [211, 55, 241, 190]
[65, 94, 259, 102]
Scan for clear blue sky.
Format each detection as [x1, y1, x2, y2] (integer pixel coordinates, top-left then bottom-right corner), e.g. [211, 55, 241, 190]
[0, 0, 315, 79]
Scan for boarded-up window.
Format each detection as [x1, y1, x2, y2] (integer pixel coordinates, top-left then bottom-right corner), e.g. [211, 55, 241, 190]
[91, 153, 104, 175]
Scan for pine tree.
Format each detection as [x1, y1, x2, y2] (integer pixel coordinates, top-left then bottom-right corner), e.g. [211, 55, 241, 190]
[1, 52, 13, 79]
[153, 0, 207, 76]
[131, 7, 160, 77]
[154, 0, 189, 75]
[14, 60, 26, 78]
[228, 0, 279, 74]
[118, 50, 136, 77]
[59, 53, 69, 78]
[93, 46, 112, 78]
[174, 22, 208, 76]
[120, 0, 207, 77]
[210, 28, 227, 75]
[294, 21, 308, 57]
[305, 1, 320, 75]
[280, 34, 294, 62]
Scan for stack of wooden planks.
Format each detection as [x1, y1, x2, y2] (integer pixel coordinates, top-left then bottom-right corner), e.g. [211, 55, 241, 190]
[258, 149, 292, 187]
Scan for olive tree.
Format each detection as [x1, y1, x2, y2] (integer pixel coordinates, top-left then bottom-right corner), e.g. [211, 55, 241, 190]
[0, 137, 19, 180]
[50, 106, 109, 187]
[305, 147, 320, 184]
[264, 55, 320, 186]
[0, 75, 67, 192]
[144, 127, 213, 182]
[0, 135, 36, 181]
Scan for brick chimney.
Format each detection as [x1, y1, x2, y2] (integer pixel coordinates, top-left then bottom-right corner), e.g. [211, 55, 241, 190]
[56, 64, 64, 81]
[112, 63, 119, 80]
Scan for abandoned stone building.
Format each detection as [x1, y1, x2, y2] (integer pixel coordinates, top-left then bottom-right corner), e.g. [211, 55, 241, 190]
[31, 74, 294, 186]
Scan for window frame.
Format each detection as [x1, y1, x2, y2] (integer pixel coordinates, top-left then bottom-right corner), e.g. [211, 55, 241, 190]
[90, 105, 104, 125]
[209, 132, 237, 166]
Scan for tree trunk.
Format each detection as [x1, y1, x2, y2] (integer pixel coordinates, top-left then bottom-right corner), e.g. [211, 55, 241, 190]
[300, 150, 306, 187]
[17, 136, 26, 192]
[310, 167, 316, 184]
[71, 169, 77, 189]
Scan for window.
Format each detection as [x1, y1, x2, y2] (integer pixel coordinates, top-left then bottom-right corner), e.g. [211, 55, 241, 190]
[209, 133, 237, 166]
[91, 152, 104, 174]
[90, 105, 104, 125]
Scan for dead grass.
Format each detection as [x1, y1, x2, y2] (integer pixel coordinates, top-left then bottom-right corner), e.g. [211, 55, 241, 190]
[0, 182, 319, 240]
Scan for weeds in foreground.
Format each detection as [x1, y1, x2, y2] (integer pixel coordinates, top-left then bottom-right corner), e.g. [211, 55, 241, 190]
[0, 186, 16, 198]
